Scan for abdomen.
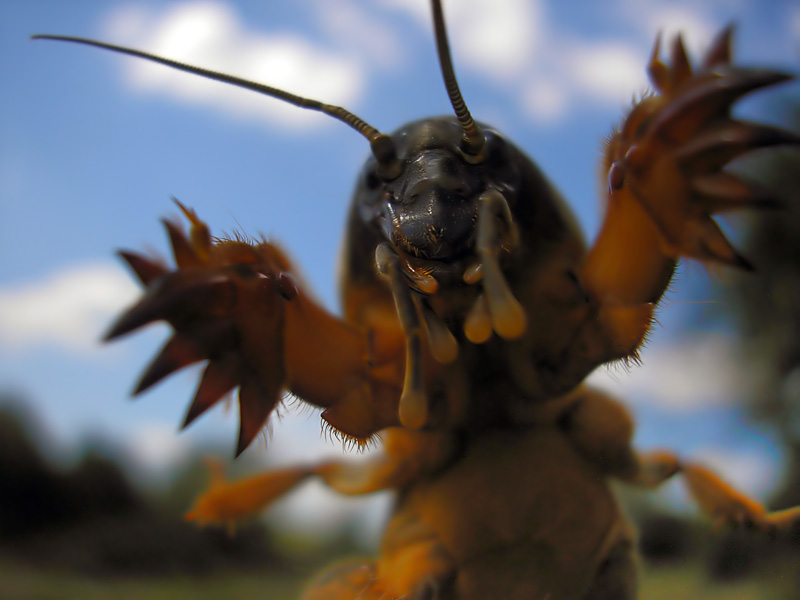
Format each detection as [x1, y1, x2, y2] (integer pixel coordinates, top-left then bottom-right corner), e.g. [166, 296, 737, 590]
[385, 427, 627, 599]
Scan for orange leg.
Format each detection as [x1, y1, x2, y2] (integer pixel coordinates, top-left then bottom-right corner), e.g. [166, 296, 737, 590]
[185, 428, 457, 529]
[182, 428, 459, 597]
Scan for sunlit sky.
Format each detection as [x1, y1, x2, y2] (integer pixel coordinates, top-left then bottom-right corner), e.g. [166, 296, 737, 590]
[1, 0, 798, 534]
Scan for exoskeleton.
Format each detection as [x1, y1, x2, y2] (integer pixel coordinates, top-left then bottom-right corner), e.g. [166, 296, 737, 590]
[35, 1, 800, 598]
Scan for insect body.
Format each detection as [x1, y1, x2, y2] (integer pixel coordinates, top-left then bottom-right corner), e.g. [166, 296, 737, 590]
[34, 1, 800, 598]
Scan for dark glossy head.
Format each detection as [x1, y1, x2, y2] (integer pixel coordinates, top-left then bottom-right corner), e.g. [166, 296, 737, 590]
[356, 118, 522, 263]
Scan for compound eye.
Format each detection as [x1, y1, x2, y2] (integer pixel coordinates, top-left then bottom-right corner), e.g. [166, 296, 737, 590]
[607, 161, 626, 194]
[364, 165, 381, 190]
[483, 131, 511, 167]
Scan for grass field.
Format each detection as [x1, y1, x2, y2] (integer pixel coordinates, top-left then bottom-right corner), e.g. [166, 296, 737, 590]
[1, 557, 795, 600]
[0, 558, 306, 600]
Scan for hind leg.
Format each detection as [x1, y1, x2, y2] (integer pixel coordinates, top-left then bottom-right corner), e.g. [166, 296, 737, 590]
[565, 386, 800, 535]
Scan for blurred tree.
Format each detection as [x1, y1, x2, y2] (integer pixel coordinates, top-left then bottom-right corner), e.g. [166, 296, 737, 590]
[0, 396, 284, 575]
[725, 96, 800, 509]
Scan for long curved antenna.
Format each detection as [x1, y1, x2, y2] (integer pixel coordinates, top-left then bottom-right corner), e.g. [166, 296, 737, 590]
[430, 0, 485, 159]
[31, 34, 401, 178]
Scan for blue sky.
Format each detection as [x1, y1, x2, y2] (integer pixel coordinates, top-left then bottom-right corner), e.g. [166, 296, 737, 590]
[1, 0, 798, 532]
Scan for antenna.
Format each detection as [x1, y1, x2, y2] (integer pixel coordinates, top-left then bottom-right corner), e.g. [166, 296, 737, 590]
[430, 0, 486, 160]
[31, 34, 402, 178]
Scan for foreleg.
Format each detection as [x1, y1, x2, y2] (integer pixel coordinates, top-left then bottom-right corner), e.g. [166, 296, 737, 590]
[106, 201, 404, 454]
[578, 28, 797, 358]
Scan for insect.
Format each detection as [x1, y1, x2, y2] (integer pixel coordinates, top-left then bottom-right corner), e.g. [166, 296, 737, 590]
[34, 1, 800, 598]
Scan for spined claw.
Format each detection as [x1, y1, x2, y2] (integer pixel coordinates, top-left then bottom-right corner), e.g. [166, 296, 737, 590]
[702, 24, 733, 69]
[163, 218, 205, 268]
[134, 332, 207, 395]
[649, 67, 793, 144]
[610, 28, 798, 271]
[237, 378, 282, 457]
[173, 196, 212, 261]
[117, 250, 168, 285]
[104, 271, 238, 340]
[183, 357, 239, 429]
[669, 33, 692, 89]
[682, 216, 753, 270]
[107, 206, 293, 456]
[674, 121, 800, 173]
[690, 172, 779, 213]
[646, 31, 669, 94]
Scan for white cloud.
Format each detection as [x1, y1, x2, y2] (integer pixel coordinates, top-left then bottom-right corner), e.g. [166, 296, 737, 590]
[312, 0, 405, 69]
[125, 421, 193, 477]
[521, 76, 569, 124]
[100, 1, 364, 129]
[444, 0, 542, 82]
[588, 334, 745, 413]
[792, 7, 800, 43]
[504, 1, 720, 124]
[269, 479, 390, 544]
[94, 1, 780, 133]
[477, 8, 647, 125]
[635, 5, 716, 55]
[0, 263, 139, 352]
[566, 42, 649, 105]
[381, 0, 542, 82]
[396, 0, 647, 122]
[515, 38, 649, 123]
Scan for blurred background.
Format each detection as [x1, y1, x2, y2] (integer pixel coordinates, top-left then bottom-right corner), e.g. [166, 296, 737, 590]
[1, 0, 799, 598]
